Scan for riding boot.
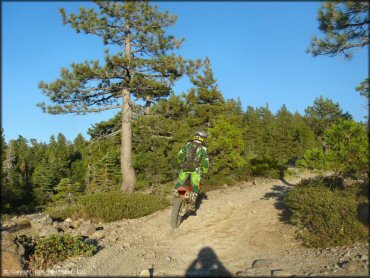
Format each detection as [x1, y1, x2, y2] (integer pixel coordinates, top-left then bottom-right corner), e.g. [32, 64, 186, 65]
[189, 192, 198, 212]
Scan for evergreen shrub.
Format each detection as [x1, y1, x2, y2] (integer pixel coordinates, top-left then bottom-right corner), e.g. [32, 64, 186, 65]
[248, 157, 282, 178]
[297, 147, 327, 171]
[49, 191, 170, 222]
[29, 234, 96, 272]
[78, 191, 170, 222]
[47, 203, 80, 221]
[285, 176, 368, 247]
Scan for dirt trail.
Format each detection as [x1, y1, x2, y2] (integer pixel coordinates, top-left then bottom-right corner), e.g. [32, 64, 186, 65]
[53, 173, 368, 277]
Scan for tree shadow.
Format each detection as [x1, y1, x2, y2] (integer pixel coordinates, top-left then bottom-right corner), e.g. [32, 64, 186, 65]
[279, 167, 295, 186]
[185, 246, 232, 277]
[261, 184, 292, 224]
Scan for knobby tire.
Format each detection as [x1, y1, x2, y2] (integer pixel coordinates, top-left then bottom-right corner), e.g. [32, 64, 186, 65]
[170, 197, 184, 229]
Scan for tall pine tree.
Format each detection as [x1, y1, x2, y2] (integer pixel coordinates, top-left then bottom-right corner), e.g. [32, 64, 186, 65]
[38, 1, 187, 192]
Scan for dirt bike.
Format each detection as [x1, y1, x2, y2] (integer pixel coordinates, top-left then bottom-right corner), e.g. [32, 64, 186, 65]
[170, 178, 203, 229]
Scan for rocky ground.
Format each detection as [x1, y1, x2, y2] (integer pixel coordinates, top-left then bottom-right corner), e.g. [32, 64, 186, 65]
[2, 172, 369, 277]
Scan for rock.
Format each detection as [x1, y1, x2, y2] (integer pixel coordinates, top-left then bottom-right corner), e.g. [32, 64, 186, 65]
[30, 214, 52, 230]
[139, 269, 151, 277]
[71, 220, 81, 229]
[59, 222, 69, 232]
[65, 218, 72, 223]
[2, 234, 16, 250]
[39, 226, 59, 237]
[223, 184, 229, 188]
[92, 230, 105, 240]
[5, 243, 18, 254]
[252, 259, 273, 269]
[123, 242, 131, 248]
[360, 254, 368, 261]
[343, 251, 351, 258]
[166, 256, 171, 262]
[1, 250, 24, 275]
[271, 269, 292, 276]
[83, 219, 92, 225]
[341, 261, 361, 271]
[16, 244, 25, 256]
[80, 224, 96, 237]
[52, 221, 59, 227]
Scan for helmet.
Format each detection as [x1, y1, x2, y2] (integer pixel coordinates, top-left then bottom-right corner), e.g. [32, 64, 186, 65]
[193, 131, 207, 143]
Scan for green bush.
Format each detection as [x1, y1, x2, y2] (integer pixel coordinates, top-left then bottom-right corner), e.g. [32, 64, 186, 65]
[325, 120, 369, 176]
[78, 191, 170, 222]
[248, 157, 283, 178]
[285, 176, 368, 247]
[203, 174, 237, 191]
[29, 234, 96, 271]
[47, 203, 81, 221]
[48, 191, 170, 223]
[297, 147, 327, 171]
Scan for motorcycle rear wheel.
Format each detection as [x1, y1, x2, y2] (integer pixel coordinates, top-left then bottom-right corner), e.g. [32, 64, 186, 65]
[170, 197, 185, 229]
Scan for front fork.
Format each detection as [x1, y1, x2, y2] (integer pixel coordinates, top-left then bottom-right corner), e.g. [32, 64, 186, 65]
[174, 189, 191, 217]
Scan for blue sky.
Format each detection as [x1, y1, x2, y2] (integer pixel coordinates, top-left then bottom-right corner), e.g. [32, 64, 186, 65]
[2, 1, 368, 143]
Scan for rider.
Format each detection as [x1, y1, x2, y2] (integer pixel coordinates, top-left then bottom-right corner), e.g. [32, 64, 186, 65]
[175, 131, 209, 212]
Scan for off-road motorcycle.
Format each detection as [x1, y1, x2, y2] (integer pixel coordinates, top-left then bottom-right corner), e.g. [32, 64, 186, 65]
[170, 177, 203, 229]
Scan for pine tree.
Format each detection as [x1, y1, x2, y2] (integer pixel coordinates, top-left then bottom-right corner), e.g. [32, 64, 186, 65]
[243, 106, 262, 158]
[308, 2, 369, 102]
[70, 134, 89, 187]
[208, 116, 246, 175]
[304, 96, 351, 144]
[325, 120, 368, 175]
[274, 105, 295, 163]
[257, 105, 276, 159]
[308, 2, 369, 60]
[38, 1, 187, 192]
[187, 57, 225, 129]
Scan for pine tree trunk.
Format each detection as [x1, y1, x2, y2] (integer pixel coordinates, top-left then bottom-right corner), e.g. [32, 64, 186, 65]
[145, 95, 152, 115]
[121, 20, 136, 192]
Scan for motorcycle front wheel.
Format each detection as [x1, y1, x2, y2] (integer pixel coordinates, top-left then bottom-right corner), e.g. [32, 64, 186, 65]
[170, 197, 185, 229]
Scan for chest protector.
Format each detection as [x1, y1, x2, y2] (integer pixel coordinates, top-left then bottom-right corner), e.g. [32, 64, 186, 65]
[182, 141, 202, 172]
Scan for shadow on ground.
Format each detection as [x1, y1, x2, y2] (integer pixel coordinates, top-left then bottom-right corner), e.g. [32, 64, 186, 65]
[261, 184, 292, 224]
[185, 246, 232, 277]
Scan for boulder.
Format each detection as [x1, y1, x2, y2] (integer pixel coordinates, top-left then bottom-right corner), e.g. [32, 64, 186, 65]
[71, 220, 81, 229]
[30, 214, 52, 230]
[16, 244, 25, 256]
[2, 233, 16, 250]
[1, 251, 24, 276]
[91, 230, 105, 240]
[39, 226, 59, 237]
[5, 243, 18, 254]
[80, 224, 96, 237]
[58, 222, 69, 232]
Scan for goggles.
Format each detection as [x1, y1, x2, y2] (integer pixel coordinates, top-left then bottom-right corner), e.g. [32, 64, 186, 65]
[194, 135, 205, 142]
